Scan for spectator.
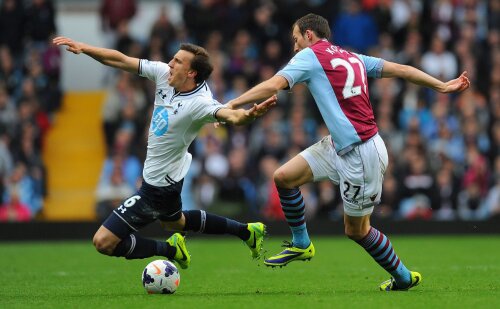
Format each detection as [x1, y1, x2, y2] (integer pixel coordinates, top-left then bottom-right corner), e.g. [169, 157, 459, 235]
[150, 5, 176, 46]
[0, 47, 23, 97]
[0, 0, 25, 57]
[95, 163, 135, 222]
[484, 156, 500, 218]
[0, 127, 14, 183]
[249, 2, 283, 47]
[398, 153, 436, 220]
[99, 126, 142, 190]
[182, 0, 222, 45]
[0, 86, 18, 135]
[25, 0, 56, 48]
[333, 0, 379, 53]
[102, 71, 146, 151]
[421, 36, 457, 81]
[100, 0, 136, 45]
[456, 145, 490, 220]
[258, 155, 283, 220]
[434, 164, 459, 220]
[0, 187, 31, 222]
[218, 147, 257, 210]
[3, 163, 42, 217]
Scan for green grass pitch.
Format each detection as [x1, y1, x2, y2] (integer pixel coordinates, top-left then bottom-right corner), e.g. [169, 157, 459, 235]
[1, 236, 498, 308]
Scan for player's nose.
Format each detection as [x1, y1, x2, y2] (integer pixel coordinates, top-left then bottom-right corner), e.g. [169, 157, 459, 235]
[293, 44, 299, 53]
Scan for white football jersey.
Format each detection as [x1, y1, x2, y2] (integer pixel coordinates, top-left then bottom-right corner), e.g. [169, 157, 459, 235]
[138, 59, 224, 187]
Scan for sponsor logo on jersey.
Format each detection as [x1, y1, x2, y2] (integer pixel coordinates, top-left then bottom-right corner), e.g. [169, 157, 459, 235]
[151, 106, 169, 136]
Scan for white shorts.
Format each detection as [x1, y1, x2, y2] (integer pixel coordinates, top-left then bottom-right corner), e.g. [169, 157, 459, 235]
[300, 134, 388, 217]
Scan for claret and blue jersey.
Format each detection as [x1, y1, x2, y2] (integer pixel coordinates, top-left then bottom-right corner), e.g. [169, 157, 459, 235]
[277, 39, 384, 155]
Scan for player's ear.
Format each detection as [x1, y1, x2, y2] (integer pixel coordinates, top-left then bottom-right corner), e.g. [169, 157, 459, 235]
[188, 69, 197, 80]
[306, 29, 313, 41]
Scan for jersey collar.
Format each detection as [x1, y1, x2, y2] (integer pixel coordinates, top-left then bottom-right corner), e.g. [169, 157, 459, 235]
[311, 39, 329, 48]
[173, 81, 207, 97]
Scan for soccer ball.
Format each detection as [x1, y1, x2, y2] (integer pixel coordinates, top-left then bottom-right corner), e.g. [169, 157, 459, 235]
[142, 260, 180, 294]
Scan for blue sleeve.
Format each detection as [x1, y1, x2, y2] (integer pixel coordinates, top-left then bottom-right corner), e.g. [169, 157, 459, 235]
[276, 49, 315, 88]
[354, 53, 384, 78]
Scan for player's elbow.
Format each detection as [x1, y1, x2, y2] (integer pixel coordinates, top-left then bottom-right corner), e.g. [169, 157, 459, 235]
[100, 58, 116, 68]
[268, 76, 288, 92]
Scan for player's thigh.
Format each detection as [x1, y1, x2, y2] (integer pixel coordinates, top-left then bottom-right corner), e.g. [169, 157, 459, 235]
[297, 135, 339, 185]
[101, 193, 152, 239]
[336, 134, 388, 217]
[102, 181, 184, 239]
[274, 154, 314, 188]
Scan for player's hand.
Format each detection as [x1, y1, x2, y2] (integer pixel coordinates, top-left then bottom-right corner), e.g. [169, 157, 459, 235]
[52, 36, 84, 54]
[245, 95, 277, 119]
[214, 100, 238, 128]
[441, 71, 470, 93]
[225, 100, 236, 110]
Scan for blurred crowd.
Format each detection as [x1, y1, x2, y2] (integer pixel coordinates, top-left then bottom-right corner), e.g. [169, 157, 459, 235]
[95, 0, 500, 223]
[2, 0, 500, 223]
[0, 0, 61, 221]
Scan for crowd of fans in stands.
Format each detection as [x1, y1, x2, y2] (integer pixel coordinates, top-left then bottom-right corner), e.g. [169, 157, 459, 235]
[0, 0, 60, 221]
[2, 0, 500, 222]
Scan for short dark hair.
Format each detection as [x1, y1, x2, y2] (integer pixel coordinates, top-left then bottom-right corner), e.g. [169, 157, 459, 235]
[293, 13, 331, 40]
[180, 43, 213, 83]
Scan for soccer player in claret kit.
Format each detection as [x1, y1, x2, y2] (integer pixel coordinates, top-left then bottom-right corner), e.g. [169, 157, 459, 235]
[53, 36, 276, 269]
[227, 14, 470, 291]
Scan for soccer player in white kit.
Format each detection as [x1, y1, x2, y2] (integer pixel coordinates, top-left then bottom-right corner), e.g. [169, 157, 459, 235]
[227, 14, 470, 290]
[53, 37, 276, 269]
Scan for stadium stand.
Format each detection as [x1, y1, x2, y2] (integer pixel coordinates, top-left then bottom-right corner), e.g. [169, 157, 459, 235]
[1, 0, 500, 226]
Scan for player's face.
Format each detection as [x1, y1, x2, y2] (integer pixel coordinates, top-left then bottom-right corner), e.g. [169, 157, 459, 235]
[168, 50, 195, 90]
[292, 25, 310, 53]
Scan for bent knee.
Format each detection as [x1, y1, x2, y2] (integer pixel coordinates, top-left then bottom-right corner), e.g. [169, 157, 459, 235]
[344, 227, 369, 241]
[92, 233, 116, 255]
[273, 169, 292, 188]
[160, 219, 184, 232]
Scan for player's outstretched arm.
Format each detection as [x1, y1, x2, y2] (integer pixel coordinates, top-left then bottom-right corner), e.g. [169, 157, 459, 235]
[381, 61, 470, 93]
[227, 76, 288, 109]
[216, 95, 277, 125]
[52, 36, 139, 74]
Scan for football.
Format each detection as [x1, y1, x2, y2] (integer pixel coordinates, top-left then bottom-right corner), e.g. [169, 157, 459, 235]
[142, 260, 180, 294]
